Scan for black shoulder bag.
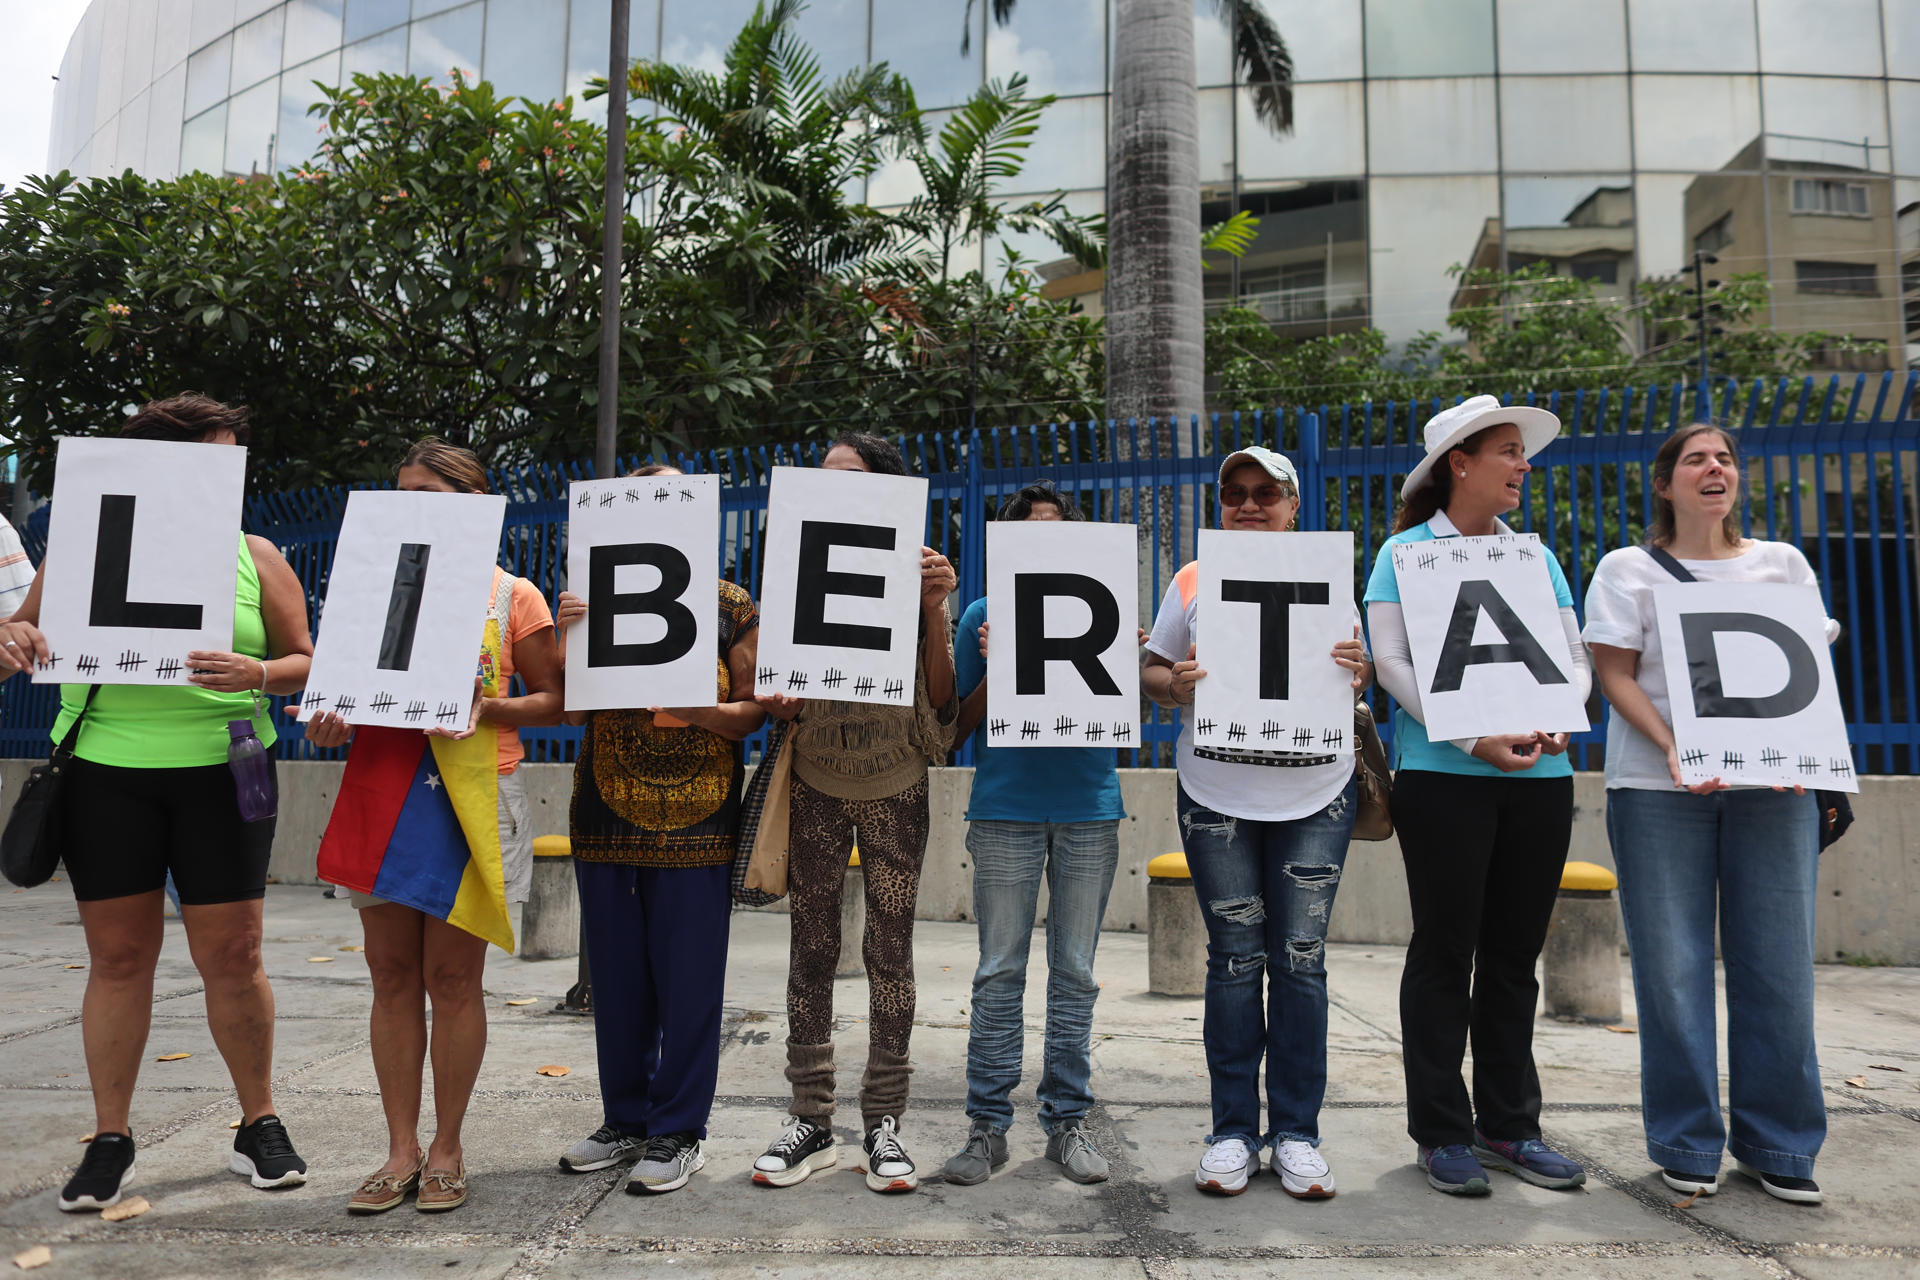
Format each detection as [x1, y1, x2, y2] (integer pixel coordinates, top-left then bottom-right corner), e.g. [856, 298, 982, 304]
[1643, 546, 1854, 851]
[0, 687, 97, 888]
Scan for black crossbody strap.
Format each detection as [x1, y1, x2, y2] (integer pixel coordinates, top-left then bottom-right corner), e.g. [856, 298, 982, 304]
[1644, 544, 1697, 584]
[53, 686, 99, 758]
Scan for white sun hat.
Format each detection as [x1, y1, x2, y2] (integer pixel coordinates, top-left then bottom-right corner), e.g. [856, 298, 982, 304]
[1400, 395, 1561, 500]
[1216, 444, 1300, 492]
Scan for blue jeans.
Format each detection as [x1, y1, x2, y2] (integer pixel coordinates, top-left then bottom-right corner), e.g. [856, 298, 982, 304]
[963, 819, 1120, 1134]
[1607, 786, 1824, 1178]
[1176, 776, 1356, 1147]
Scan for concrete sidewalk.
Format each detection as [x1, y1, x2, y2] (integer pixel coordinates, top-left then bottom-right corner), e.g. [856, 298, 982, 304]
[2, 884, 1917, 1279]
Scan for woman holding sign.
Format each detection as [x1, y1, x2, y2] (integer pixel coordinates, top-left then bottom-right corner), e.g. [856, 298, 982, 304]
[0, 395, 317, 1211]
[1584, 424, 1833, 1205]
[1143, 446, 1371, 1199]
[1364, 396, 1590, 1197]
[550, 464, 765, 1194]
[306, 439, 562, 1215]
[751, 433, 958, 1194]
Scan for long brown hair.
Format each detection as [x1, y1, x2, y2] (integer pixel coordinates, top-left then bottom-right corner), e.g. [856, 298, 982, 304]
[121, 393, 251, 445]
[1392, 424, 1500, 533]
[398, 437, 490, 494]
[1648, 423, 1744, 549]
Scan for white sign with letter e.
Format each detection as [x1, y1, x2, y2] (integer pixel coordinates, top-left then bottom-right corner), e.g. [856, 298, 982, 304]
[34, 437, 247, 686]
[564, 473, 720, 711]
[1394, 533, 1588, 740]
[1194, 529, 1355, 754]
[1652, 580, 1855, 792]
[300, 490, 506, 729]
[985, 520, 1140, 748]
[756, 465, 927, 706]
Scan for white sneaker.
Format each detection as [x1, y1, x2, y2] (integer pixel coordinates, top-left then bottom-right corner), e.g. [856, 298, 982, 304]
[1195, 1137, 1256, 1196]
[1272, 1139, 1335, 1199]
[862, 1116, 918, 1193]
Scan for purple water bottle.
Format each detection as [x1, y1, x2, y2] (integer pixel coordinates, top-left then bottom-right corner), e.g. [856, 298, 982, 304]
[228, 718, 278, 822]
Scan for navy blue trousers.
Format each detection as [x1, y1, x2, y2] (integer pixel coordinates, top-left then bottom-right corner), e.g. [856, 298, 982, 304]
[575, 860, 732, 1139]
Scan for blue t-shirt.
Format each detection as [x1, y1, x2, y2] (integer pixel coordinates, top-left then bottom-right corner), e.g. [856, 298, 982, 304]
[1362, 518, 1575, 779]
[954, 596, 1126, 822]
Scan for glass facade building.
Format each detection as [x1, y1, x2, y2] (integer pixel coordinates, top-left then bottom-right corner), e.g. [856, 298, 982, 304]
[45, 0, 1920, 368]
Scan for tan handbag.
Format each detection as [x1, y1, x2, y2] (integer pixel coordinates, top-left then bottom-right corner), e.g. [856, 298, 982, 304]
[744, 728, 795, 898]
[1351, 699, 1394, 841]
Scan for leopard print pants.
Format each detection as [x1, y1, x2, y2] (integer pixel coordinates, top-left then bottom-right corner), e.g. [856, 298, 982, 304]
[785, 774, 928, 1124]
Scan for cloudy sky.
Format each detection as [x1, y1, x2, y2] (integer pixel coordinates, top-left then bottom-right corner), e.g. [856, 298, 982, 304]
[0, 0, 93, 191]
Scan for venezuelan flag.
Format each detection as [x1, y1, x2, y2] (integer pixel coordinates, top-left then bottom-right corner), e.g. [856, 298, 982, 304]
[317, 724, 513, 951]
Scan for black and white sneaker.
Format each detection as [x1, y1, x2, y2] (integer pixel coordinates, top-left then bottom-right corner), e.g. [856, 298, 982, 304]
[627, 1133, 705, 1194]
[59, 1133, 136, 1212]
[230, 1114, 308, 1189]
[752, 1116, 836, 1187]
[1661, 1168, 1720, 1196]
[1735, 1161, 1822, 1205]
[862, 1116, 917, 1193]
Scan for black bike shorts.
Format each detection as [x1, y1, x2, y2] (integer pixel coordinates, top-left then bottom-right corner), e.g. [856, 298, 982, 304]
[59, 758, 278, 905]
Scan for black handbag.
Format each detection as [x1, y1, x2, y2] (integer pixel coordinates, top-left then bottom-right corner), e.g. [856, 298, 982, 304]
[1643, 547, 1853, 851]
[0, 687, 96, 888]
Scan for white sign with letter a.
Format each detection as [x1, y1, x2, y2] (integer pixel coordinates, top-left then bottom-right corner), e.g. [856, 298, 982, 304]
[1194, 529, 1355, 754]
[299, 490, 507, 729]
[1394, 534, 1588, 740]
[1652, 580, 1855, 792]
[756, 465, 927, 706]
[985, 520, 1140, 748]
[564, 473, 720, 712]
[34, 437, 247, 686]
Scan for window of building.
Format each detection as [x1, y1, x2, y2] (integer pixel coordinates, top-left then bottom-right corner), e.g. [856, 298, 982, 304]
[1795, 260, 1879, 295]
[1571, 258, 1619, 284]
[1694, 213, 1733, 254]
[1791, 179, 1870, 217]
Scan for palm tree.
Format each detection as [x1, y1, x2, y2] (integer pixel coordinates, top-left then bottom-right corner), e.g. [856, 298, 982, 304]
[974, 0, 1294, 429]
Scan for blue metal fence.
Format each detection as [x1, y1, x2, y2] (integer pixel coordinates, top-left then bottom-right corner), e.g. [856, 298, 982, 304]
[6, 372, 1916, 774]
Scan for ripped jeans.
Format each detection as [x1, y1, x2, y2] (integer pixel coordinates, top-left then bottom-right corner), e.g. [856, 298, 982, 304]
[1176, 775, 1357, 1147]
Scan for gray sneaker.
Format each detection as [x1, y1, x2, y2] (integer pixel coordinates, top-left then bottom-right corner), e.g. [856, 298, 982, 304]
[559, 1125, 643, 1173]
[626, 1133, 706, 1194]
[942, 1121, 1009, 1185]
[1046, 1120, 1110, 1184]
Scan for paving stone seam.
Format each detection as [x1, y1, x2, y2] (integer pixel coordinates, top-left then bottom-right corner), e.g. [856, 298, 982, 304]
[4, 1081, 1894, 1124]
[1823, 1083, 1920, 1125]
[1539, 1124, 1806, 1280]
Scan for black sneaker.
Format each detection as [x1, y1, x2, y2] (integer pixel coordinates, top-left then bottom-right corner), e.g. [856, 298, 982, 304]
[862, 1116, 918, 1193]
[1735, 1161, 1822, 1205]
[751, 1115, 836, 1187]
[230, 1114, 308, 1189]
[59, 1133, 136, 1212]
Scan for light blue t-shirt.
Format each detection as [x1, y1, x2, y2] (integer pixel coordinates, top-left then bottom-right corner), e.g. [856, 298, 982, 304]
[1362, 517, 1576, 779]
[954, 597, 1126, 823]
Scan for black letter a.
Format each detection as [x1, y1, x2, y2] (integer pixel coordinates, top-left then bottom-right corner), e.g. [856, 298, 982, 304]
[1430, 579, 1567, 693]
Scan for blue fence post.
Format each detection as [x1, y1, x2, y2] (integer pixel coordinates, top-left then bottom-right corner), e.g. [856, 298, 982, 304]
[1300, 411, 1325, 532]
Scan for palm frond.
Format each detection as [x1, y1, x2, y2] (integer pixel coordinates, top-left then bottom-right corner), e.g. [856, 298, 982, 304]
[1209, 0, 1295, 134]
[1200, 209, 1260, 260]
[960, 0, 1019, 55]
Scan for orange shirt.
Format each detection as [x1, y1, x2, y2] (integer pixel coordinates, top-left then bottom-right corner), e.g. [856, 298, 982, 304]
[490, 568, 555, 775]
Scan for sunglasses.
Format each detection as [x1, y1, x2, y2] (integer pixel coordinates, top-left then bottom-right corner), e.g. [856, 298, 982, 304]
[1219, 483, 1294, 508]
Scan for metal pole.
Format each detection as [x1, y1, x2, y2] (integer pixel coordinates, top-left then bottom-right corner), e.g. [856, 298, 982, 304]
[595, 0, 631, 480]
[560, 0, 631, 1020]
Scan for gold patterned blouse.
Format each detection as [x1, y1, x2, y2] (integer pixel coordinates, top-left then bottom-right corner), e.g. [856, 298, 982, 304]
[568, 580, 758, 868]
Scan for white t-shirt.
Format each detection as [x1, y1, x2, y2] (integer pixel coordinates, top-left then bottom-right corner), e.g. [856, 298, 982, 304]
[1581, 540, 1837, 791]
[1145, 561, 1356, 822]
